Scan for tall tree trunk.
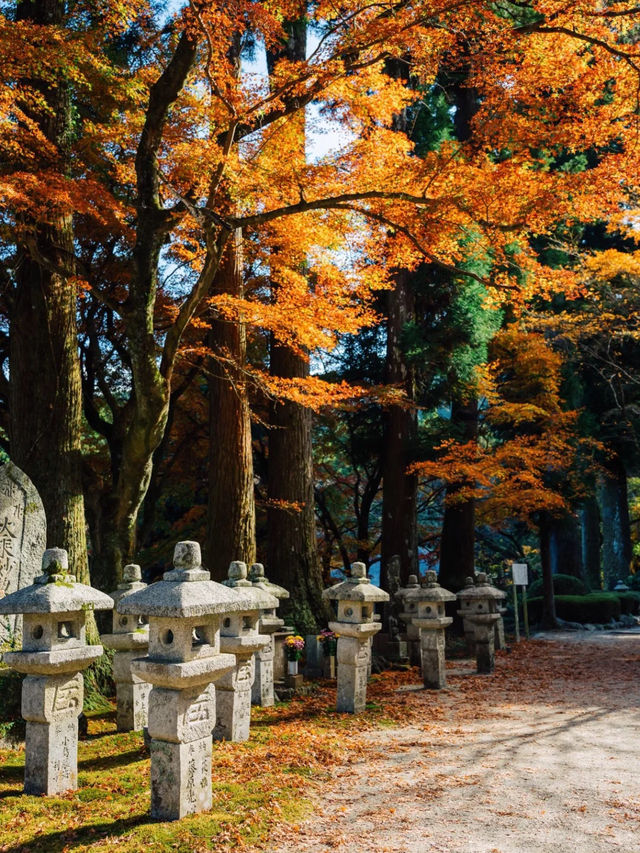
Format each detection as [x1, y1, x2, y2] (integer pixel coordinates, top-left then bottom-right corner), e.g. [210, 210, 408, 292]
[598, 454, 632, 588]
[10, 0, 89, 587]
[549, 512, 584, 581]
[581, 495, 602, 590]
[268, 345, 331, 631]
[265, 16, 331, 630]
[538, 513, 558, 629]
[381, 269, 418, 589]
[206, 229, 256, 579]
[438, 398, 478, 591]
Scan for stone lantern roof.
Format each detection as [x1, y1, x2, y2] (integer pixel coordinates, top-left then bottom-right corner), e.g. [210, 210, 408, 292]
[223, 561, 279, 611]
[0, 548, 113, 615]
[405, 571, 457, 604]
[456, 572, 506, 604]
[248, 562, 290, 600]
[118, 542, 252, 618]
[323, 563, 390, 603]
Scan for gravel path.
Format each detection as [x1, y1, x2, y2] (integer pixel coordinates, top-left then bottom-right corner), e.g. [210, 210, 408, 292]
[266, 633, 640, 853]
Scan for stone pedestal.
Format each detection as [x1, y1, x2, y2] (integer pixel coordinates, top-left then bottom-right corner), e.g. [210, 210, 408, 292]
[23, 671, 83, 794]
[334, 634, 371, 713]
[0, 547, 113, 795]
[285, 673, 304, 690]
[119, 541, 253, 820]
[151, 736, 212, 819]
[148, 684, 215, 819]
[323, 563, 389, 714]
[494, 608, 507, 651]
[112, 650, 151, 732]
[470, 614, 499, 674]
[101, 564, 150, 732]
[252, 634, 275, 706]
[418, 628, 447, 689]
[214, 656, 254, 742]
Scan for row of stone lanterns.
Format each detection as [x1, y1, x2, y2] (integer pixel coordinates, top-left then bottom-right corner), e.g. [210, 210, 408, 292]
[0, 541, 506, 822]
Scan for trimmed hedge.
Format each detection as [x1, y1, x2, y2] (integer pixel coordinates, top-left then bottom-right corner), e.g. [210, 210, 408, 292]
[527, 573, 589, 599]
[526, 592, 634, 625]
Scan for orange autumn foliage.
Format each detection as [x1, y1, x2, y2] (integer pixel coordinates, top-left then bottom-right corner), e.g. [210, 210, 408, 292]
[413, 329, 596, 524]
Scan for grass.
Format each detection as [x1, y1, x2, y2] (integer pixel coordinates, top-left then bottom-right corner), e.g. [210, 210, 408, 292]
[0, 674, 415, 853]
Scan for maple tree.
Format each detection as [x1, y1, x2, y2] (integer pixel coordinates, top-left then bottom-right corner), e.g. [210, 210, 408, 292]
[2, 0, 640, 613]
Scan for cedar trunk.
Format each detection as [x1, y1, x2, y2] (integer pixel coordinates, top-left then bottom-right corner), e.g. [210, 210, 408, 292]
[381, 270, 418, 589]
[10, 0, 89, 585]
[206, 229, 256, 579]
[267, 345, 331, 632]
[598, 455, 632, 589]
[438, 398, 478, 591]
[580, 496, 602, 590]
[538, 513, 558, 629]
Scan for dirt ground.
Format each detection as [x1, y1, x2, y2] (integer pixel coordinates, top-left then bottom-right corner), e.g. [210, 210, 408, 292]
[266, 632, 640, 853]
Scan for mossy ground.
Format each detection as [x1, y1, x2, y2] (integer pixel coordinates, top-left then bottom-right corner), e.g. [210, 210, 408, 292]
[0, 675, 407, 853]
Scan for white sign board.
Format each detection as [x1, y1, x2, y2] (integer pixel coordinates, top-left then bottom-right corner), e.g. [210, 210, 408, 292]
[512, 563, 529, 586]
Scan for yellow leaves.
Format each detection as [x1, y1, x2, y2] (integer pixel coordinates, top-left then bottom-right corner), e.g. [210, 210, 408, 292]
[583, 249, 640, 282]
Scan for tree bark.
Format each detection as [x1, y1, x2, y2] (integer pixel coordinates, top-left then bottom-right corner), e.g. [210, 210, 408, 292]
[598, 454, 632, 589]
[580, 496, 602, 590]
[381, 269, 418, 589]
[549, 512, 584, 581]
[268, 345, 331, 631]
[438, 398, 478, 591]
[10, 0, 89, 586]
[538, 513, 558, 629]
[264, 17, 331, 630]
[206, 229, 256, 580]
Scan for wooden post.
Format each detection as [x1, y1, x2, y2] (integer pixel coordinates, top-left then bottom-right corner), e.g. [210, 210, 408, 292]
[513, 582, 520, 643]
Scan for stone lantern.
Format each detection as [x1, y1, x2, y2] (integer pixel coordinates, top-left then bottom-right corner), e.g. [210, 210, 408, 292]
[0, 548, 113, 795]
[100, 564, 150, 732]
[215, 561, 279, 741]
[117, 540, 251, 821]
[404, 570, 456, 689]
[248, 562, 289, 707]
[396, 574, 421, 665]
[457, 572, 506, 674]
[323, 562, 389, 713]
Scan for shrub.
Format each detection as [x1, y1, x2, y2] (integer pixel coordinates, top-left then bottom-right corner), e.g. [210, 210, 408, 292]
[615, 592, 640, 615]
[527, 593, 621, 624]
[527, 573, 589, 599]
[0, 667, 25, 742]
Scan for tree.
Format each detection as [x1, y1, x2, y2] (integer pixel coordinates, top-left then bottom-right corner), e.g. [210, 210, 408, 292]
[6, 0, 90, 584]
[3, 0, 639, 596]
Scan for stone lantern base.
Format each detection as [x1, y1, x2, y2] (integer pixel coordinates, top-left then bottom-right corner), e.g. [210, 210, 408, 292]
[333, 633, 370, 714]
[23, 671, 84, 795]
[252, 635, 275, 707]
[112, 650, 151, 732]
[151, 737, 213, 819]
[213, 657, 254, 743]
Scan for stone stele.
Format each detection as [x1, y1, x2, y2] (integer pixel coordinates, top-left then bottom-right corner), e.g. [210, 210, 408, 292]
[0, 462, 46, 648]
[0, 548, 113, 795]
[323, 562, 389, 713]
